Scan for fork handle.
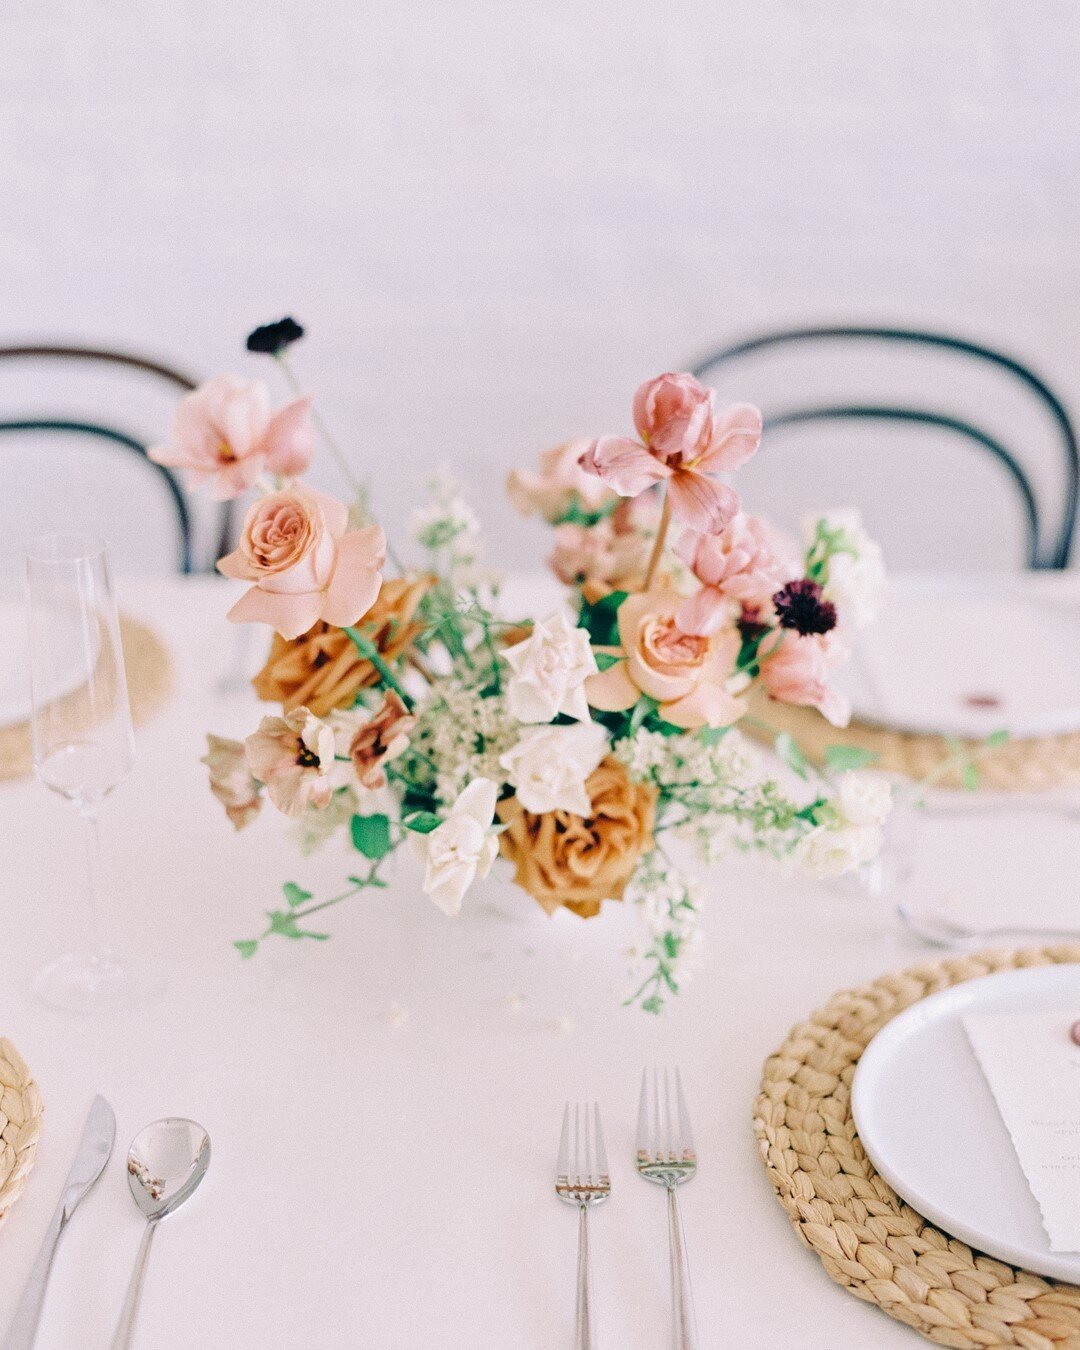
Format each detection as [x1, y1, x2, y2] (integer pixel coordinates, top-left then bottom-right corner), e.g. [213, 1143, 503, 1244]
[667, 1185, 698, 1350]
[574, 1203, 596, 1350]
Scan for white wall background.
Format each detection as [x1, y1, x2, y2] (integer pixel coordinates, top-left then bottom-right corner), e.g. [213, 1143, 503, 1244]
[2, 0, 1080, 574]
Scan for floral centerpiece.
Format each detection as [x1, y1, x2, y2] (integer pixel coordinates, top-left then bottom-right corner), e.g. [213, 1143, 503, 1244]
[156, 321, 890, 1011]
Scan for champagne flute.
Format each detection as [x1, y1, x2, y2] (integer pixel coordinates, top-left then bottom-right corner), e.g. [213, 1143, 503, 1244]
[25, 533, 159, 1011]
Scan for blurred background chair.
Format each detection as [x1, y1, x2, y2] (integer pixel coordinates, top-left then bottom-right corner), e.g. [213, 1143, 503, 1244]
[0, 345, 227, 584]
[693, 326, 1079, 571]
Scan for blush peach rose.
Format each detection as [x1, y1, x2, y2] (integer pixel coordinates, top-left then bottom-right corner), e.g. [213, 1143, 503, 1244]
[149, 374, 314, 499]
[218, 485, 386, 640]
[585, 590, 745, 730]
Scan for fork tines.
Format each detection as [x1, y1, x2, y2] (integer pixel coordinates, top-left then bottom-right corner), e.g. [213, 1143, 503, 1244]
[636, 1066, 696, 1168]
[556, 1102, 611, 1203]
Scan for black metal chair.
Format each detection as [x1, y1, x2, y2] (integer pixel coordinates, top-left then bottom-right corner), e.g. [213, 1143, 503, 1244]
[690, 326, 1079, 569]
[0, 345, 228, 573]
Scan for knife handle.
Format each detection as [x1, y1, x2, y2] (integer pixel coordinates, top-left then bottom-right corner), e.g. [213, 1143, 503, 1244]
[1, 1201, 66, 1350]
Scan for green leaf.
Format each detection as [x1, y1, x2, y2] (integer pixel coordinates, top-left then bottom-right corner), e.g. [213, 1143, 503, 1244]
[699, 725, 730, 746]
[579, 590, 627, 647]
[628, 695, 659, 739]
[347, 874, 388, 889]
[233, 939, 258, 959]
[984, 729, 1010, 748]
[593, 650, 622, 672]
[266, 909, 330, 941]
[351, 812, 393, 859]
[962, 763, 980, 792]
[403, 810, 441, 834]
[774, 732, 812, 781]
[824, 744, 880, 774]
[282, 881, 312, 909]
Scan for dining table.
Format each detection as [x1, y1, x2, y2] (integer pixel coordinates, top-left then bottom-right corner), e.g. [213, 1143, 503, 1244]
[1, 570, 1078, 1350]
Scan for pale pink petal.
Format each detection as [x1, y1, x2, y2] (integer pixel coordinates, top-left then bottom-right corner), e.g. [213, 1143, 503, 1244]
[208, 456, 265, 501]
[675, 585, 730, 637]
[698, 402, 763, 472]
[817, 687, 851, 728]
[260, 397, 315, 478]
[227, 584, 324, 639]
[320, 531, 385, 629]
[661, 682, 746, 730]
[579, 437, 670, 497]
[584, 660, 639, 712]
[667, 471, 740, 534]
[147, 442, 187, 468]
[216, 547, 258, 581]
[307, 486, 350, 539]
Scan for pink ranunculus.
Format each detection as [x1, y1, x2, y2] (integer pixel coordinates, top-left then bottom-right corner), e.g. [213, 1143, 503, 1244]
[548, 518, 649, 591]
[759, 629, 851, 728]
[578, 373, 762, 535]
[675, 515, 800, 637]
[218, 485, 386, 640]
[507, 439, 616, 523]
[149, 375, 315, 500]
[585, 590, 745, 730]
[245, 707, 336, 817]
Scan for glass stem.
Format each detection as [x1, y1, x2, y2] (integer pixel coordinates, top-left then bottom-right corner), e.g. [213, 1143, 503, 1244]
[78, 805, 105, 956]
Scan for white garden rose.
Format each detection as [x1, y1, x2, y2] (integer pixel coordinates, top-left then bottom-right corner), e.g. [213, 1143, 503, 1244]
[502, 611, 598, 724]
[499, 721, 608, 815]
[795, 822, 884, 879]
[835, 771, 892, 827]
[806, 509, 886, 628]
[415, 778, 500, 916]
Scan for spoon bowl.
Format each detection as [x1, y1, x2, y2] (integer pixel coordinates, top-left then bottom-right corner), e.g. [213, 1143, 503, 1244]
[126, 1118, 210, 1219]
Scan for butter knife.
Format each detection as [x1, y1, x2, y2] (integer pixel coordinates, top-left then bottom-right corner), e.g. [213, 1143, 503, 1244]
[2, 1095, 115, 1350]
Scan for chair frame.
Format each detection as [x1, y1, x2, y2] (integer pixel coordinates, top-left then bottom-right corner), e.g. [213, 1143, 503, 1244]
[691, 325, 1079, 569]
[0, 344, 226, 573]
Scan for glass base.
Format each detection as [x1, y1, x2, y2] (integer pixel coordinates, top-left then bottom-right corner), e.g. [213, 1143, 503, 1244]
[33, 949, 165, 1013]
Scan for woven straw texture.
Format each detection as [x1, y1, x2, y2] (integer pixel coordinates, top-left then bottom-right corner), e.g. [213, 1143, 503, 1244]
[754, 945, 1080, 1348]
[0, 615, 172, 782]
[0, 1038, 43, 1232]
[746, 691, 1080, 792]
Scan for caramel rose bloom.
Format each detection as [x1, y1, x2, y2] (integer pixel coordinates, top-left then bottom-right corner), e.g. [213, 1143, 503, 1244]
[252, 574, 432, 717]
[496, 757, 657, 918]
[349, 691, 417, 790]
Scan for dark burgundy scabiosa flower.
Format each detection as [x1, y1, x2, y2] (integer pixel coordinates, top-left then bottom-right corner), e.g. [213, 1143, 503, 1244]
[772, 578, 837, 636]
[737, 605, 771, 644]
[246, 318, 304, 355]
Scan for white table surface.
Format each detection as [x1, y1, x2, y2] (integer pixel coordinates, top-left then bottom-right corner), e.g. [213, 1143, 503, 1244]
[1, 573, 1079, 1350]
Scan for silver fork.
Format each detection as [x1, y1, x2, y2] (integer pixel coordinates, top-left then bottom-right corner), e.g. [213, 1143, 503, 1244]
[637, 1067, 699, 1350]
[556, 1102, 611, 1350]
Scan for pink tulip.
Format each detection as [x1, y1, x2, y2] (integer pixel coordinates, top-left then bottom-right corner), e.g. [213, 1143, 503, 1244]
[759, 629, 851, 728]
[218, 485, 385, 639]
[149, 375, 314, 500]
[506, 438, 615, 523]
[578, 373, 762, 534]
[675, 515, 799, 636]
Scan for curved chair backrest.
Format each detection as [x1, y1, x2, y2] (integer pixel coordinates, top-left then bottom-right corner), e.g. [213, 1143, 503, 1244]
[691, 326, 1079, 570]
[0, 344, 224, 573]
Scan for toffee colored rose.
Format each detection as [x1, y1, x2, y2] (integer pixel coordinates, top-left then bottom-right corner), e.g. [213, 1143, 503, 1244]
[496, 757, 657, 918]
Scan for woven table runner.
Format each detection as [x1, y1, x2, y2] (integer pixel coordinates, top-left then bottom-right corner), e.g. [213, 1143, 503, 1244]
[746, 691, 1080, 792]
[0, 615, 172, 782]
[754, 946, 1080, 1348]
[0, 1038, 42, 1232]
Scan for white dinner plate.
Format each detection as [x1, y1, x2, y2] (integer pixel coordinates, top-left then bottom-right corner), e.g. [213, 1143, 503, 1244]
[835, 574, 1080, 738]
[851, 964, 1080, 1281]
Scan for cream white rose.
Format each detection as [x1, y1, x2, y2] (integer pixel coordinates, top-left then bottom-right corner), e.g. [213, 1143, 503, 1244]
[499, 721, 608, 815]
[502, 611, 598, 724]
[415, 778, 500, 916]
[835, 771, 892, 827]
[796, 822, 883, 879]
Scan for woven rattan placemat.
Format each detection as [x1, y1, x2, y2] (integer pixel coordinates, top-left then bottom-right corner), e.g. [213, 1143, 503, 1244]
[746, 691, 1080, 792]
[754, 946, 1080, 1348]
[0, 615, 172, 782]
[0, 1038, 42, 1232]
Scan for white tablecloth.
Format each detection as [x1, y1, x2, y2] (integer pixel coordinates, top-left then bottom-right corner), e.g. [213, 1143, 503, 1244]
[1, 574, 1078, 1349]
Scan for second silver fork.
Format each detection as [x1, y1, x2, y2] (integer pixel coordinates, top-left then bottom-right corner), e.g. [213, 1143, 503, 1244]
[556, 1102, 610, 1350]
[637, 1067, 699, 1350]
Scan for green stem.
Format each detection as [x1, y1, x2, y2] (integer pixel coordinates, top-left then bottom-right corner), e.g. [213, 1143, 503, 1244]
[344, 627, 415, 709]
[275, 352, 364, 500]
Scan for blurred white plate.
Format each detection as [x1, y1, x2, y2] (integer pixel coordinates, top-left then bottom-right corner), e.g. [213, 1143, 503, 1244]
[837, 574, 1080, 738]
[851, 964, 1080, 1281]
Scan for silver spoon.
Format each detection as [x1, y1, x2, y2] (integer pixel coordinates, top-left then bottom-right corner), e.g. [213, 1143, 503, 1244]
[111, 1118, 210, 1350]
[897, 902, 1080, 949]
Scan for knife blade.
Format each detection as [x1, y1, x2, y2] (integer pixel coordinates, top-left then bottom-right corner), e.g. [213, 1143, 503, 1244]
[2, 1095, 115, 1350]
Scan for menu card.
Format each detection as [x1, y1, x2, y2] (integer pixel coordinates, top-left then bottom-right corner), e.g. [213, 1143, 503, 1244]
[964, 1011, 1080, 1251]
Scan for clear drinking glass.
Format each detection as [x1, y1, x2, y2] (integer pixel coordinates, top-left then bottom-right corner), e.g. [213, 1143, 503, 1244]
[25, 533, 159, 1011]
